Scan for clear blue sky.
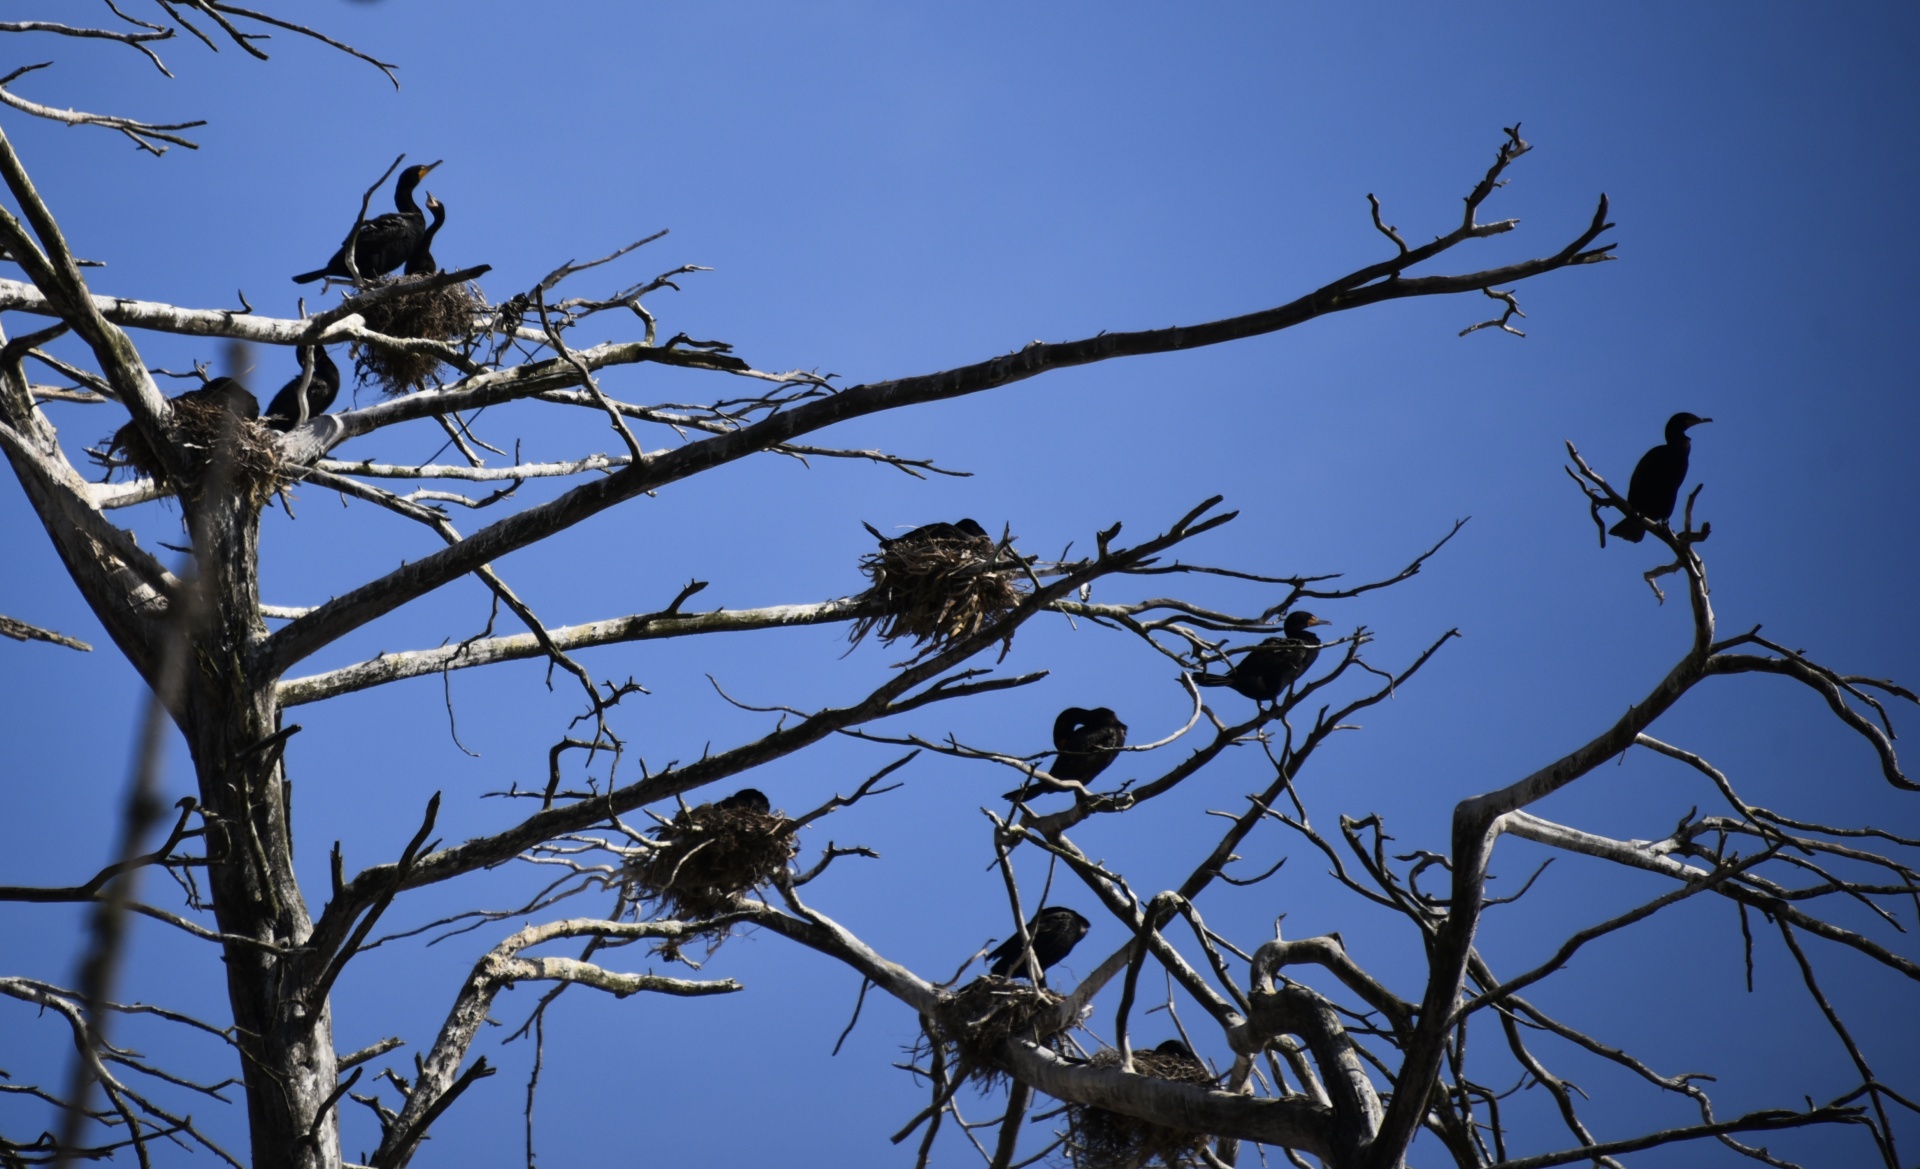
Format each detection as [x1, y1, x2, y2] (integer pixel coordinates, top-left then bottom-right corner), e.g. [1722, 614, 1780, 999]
[3, 3, 1916, 1165]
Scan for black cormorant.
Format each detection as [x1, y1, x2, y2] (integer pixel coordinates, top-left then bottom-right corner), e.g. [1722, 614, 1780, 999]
[403, 193, 446, 276]
[985, 906, 1090, 981]
[714, 788, 771, 815]
[1051, 706, 1127, 784]
[1608, 412, 1711, 543]
[1193, 610, 1332, 705]
[261, 347, 341, 432]
[1004, 707, 1128, 800]
[1152, 1038, 1196, 1059]
[863, 518, 989, 548]
[293, 161, 442, 284]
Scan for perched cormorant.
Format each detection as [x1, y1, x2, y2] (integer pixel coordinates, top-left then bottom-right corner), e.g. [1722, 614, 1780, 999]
[1193, 610, 1332, 705]
[1004, 707, 1128, 800]
[714, 788, 771, 815]
[1608, 412, 1712, 543]
[986, 906, 1090, 981]
[863, 518, 989, 549]
[1051, 707, 1127, 784]
[292, 161, 443, 284]
[261, 347, 341, 432]
[403, 193, 446, 276]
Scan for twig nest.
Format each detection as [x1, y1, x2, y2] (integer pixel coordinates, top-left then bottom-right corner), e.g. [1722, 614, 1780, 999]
[350, 274, 486, 395]
[929, 975, 1067, 1088]
[627, 797, 798, 921]
[1066, 1044, 1218, 1169]
[850, 528, 1029, 658]
[104, 381, 287, 505]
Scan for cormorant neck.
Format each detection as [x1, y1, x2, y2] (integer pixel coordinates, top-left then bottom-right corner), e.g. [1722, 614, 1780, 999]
[394, 172, 424, 216]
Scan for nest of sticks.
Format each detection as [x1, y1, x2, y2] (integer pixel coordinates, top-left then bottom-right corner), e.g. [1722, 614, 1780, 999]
[627, 801, 798, 921]
[1065, 1046, 1218, 1169]
[351, 274, 485, 395]
[927, 976, 1067, 1089]
[850, 530, 1028, 657]
[105, 389, 287, 505]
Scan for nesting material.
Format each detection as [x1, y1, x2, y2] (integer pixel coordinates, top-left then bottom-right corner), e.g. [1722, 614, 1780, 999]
[627, 801, 798, 921]
[350, 274, 485, 395]
[850, 529, 1027, 657]
[929, 975, 1067, 1088]
[105, 385, 286, 505]
[1066, 1046, 1218, 1169]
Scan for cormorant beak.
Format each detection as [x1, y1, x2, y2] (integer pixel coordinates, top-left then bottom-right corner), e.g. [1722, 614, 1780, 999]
[417, 160, 444, 178]
[1695, 417, 1713, 425]
[1307, 616, 1333, 627]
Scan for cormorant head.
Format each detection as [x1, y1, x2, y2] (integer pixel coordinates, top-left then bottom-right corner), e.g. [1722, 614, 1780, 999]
[1282, 610, 1332, 637]
[1152, 1039, 1196, 1059]
[1665, 412, 1712, 441]
[1037, 906, 1090, 934]
[405, 161, 443, 184]
[955, 518, 989, 539]
[424, 192, 445, 219]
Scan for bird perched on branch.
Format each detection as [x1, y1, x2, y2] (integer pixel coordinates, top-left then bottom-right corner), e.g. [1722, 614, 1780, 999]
[403, 193, 447, 276]
[261, 347, 340, 432]
[1193, 610, 1332, 705]
[986, 906, 1090, 981]
[863, 518, 989, 548]
[1004, 707, 1128, 800]
[1608, 412, 1711, 543]
[293, 160, 442, 284]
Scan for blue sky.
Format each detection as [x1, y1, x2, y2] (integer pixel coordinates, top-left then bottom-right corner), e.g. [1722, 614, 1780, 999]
[2, 3, 1917, 1165]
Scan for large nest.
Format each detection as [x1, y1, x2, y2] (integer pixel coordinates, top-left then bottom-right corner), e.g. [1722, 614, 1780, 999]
[850, 530, 1028, 657]
[627, 801, 798, 921]
[928, 975, 1067, 1089]
[1065, 1046, 1219, 1169]
[105, 386, 287, 506]
[351, 274, 486, 395]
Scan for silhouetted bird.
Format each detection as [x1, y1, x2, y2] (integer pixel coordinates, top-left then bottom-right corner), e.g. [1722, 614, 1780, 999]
[863, 518, 989, 549]
[714, 788, 771, 815]
[986, 906, 1090, 981]
[1193, 610, 1332, 705]
[261, 347, 341, 432]
[1608, 412, 1712, 543]
[1004, 707, 1128, 800]
[293, 161, 442, 284]
[1152, 1039, 1197, 1060]
[106, 378, 259, 476]
[403, 192, 446, 276]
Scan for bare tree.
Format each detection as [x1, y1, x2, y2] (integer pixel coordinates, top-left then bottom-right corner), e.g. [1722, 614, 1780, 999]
[2, 10, 1913, 1169]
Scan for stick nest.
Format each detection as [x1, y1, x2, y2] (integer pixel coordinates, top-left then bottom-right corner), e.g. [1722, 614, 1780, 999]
[928, 976, 1068, 1089]
[627, 802, 799, 921]
[1065, 1046, 1219, 1169]
[106, 392, 287, 506]
[351, 275, 486, 395]
[850, 531, 1028, 657]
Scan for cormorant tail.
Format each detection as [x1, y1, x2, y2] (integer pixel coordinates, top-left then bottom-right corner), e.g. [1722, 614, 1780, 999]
[292, 268, 328, 285]
[1608, 516, 1647, 542]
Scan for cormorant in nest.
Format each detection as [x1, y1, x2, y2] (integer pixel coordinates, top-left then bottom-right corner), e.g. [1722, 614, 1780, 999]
[1609, 412, 1711, 543]
[261, 347, 341, 432]
[863, 517, 989, 548]
[403, 192, 447, 276]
